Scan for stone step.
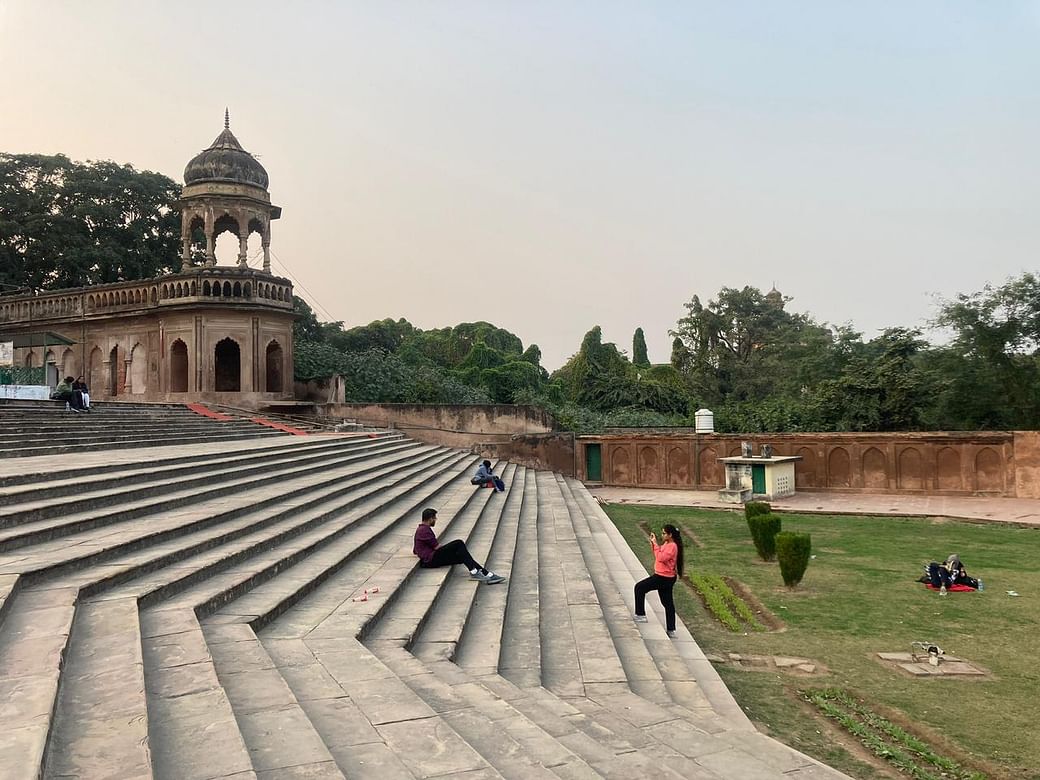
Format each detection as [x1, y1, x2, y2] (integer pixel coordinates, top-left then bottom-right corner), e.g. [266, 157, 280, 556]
[92, 447, 459, 611]
[0, 434, 388, 508]
[141, 609, 256, 780]
[0, 429, 284, 458]
[366, 460, 515, 648]
[0, 446, 450, 779]
[43, 597, 152, 780]
[565, 478, 755, 732]
[534, 470, 590, 697]
[205, 625, 347, 779]
[554, 474, 712, 713]
[413, 464, 526, 668]
[458, 467, 540, 684]
[0, 437, 425, 551]
[0, 433, 398, 491]
[0, 443, 441, 590]
[1, 434, 413, 525]
[253, 469, 502, 778]
[0, 588, 75, 780]
[205, 453, 479, 631]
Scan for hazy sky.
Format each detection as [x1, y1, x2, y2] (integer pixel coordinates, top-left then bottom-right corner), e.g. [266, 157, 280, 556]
[2, 2, 1038, 368]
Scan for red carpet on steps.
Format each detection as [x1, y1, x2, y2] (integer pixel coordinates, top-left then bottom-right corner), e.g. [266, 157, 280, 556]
[185, 403, 234, 421]
[251, 417, 309, 435]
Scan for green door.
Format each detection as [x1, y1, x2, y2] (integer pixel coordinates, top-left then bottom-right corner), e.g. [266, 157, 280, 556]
[586, 444, 602, 481]
[751, 464, 766, 494]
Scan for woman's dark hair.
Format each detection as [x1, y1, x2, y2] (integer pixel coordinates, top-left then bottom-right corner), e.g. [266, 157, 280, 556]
[482, 459, 492, 468]
[663, 524, 684, 576]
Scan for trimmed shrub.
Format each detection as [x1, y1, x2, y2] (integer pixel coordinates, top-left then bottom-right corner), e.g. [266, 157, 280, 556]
[744, 501, 771, 520]
[776, 532, 812, 586]
[747, 513, 782, 561]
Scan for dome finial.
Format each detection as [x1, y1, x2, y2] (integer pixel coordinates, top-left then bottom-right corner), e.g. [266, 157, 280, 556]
[224, 107, 230, 131]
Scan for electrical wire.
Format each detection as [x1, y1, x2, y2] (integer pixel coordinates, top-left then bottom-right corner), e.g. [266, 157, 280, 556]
[268, 249, 338, 323]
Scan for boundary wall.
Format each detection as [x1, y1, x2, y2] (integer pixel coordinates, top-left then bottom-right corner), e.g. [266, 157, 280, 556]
[308, 398, 1040, 499]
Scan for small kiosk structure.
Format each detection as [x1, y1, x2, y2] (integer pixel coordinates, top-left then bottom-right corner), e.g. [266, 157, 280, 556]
[719, 445, 801, 503]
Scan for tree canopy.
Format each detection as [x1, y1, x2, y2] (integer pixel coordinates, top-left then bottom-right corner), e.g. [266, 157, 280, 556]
[0, 153, 180, 291]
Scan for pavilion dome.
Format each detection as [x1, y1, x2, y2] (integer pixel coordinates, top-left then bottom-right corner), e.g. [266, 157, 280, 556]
[183, 111, 269, 189]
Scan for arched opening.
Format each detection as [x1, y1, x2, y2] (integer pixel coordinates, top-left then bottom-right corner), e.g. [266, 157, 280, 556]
[134, 289, 142, 304]
[175, 283, 182, 299]
[150, 287, 158, 304]
[61, 348, 78, 380]
[233, 281, 242, 297]
[109, 345, 125, 395]
[120, 290, 127, 305]
[214, 338, 241, 392]
[161, 285, 169, 300]
[24, 351, 36, 368]
[170, 339, 189, 393]
[222, 281, 232, 297]
[243, 282, 252, 298]
[265, 340, 283, 393]
[45, 349, 58, 386]
[88, 347, 103, 393]
[203, 280, 212, 296]
[190, 281, 197, 296]
[212, 281, 221, 297]
[129, 343, 147, 394]
[188, 215, 206, 259]
[87, 295, 95, 311]
[213, 214, 240, 265]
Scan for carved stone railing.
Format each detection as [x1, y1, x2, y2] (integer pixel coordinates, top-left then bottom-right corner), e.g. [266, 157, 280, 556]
[0, 269, 293, 326]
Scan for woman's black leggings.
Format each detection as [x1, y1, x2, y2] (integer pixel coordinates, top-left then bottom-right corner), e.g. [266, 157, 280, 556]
[423, 539, 482, 572]
[634, 574, 677, 631]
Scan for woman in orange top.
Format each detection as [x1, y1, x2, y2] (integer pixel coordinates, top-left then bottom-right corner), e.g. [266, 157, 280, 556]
[633, 523, 685, 636]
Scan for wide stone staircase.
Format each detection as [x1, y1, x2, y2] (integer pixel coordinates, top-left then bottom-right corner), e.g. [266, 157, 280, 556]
[0, 407, 849, 779]
[0, 399, 284, 457]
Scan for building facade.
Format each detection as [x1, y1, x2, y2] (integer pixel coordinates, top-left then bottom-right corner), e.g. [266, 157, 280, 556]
[0, 114, 295, 407]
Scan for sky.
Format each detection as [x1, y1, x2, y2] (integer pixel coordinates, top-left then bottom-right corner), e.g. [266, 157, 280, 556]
[1, 1, 1039, 369]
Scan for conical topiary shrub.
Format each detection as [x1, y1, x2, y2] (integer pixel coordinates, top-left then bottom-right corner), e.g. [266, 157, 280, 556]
[744, 501, 771, 520]
[776, 531, 812, 586]
[747, 513, 782, 561]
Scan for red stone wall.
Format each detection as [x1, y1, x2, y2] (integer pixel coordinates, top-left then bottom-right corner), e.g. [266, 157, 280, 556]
[577, 432, 1022, 496]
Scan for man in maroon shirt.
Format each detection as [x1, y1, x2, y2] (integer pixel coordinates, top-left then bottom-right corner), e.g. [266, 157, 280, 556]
[413, 508, 505, 584]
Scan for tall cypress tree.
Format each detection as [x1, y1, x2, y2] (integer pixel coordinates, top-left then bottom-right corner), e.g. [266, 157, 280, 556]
[633, 327, 650, 367]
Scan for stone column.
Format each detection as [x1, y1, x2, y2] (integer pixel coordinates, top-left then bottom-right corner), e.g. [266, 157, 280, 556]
[262, 225, 272, 273]
[181, 236, 192, 271]
[238, 232, 249, 268]
[205, 212, 216, 267]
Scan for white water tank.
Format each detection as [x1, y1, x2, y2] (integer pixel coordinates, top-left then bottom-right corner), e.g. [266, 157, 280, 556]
[694, 408, 714, 434]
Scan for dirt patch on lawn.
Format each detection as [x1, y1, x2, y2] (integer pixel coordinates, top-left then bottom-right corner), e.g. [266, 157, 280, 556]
[723, 576, 786, 631]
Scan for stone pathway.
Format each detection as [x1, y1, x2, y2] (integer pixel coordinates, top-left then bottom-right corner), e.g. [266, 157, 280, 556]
[589, 486, 1040, 526]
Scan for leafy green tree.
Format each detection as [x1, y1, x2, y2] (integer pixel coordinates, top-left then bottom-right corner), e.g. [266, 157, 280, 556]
[929, 272, 1040, 429]
[632, 327, 650, 367]
[0, 153, 181, 290]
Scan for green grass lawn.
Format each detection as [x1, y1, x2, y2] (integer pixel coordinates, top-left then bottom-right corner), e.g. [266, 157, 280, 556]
[605, 504, 1040, 780]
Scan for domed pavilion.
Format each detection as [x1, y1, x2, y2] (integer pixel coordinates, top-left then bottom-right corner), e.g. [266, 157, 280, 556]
[0, 112, 296, 407]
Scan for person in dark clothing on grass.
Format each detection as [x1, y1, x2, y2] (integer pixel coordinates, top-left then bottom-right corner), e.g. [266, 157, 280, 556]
[413, 508, 505, 583]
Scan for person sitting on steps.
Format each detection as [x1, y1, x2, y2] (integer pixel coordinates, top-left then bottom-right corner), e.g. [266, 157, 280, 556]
[412, 508, 505, 583]
[471, 460, 506, 492]
[72, 375, 91, 411]
[633, 523, 685, 637]
[52, 375, 84, 412]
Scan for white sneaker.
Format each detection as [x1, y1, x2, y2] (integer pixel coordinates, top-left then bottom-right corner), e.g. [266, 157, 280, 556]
[633, 614, 648, 623]
[483, 572, 506, 585]
[666, 630, 677, 638]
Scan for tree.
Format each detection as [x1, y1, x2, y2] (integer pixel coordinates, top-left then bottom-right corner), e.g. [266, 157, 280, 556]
[929, 273, 1040, 429]
[632, 327, 650, 367]
[0, 153, 181, 290]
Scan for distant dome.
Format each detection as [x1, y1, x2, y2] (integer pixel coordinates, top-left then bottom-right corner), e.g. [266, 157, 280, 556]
[765, 285, 784, 308]
[183, 112, 269, 189]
